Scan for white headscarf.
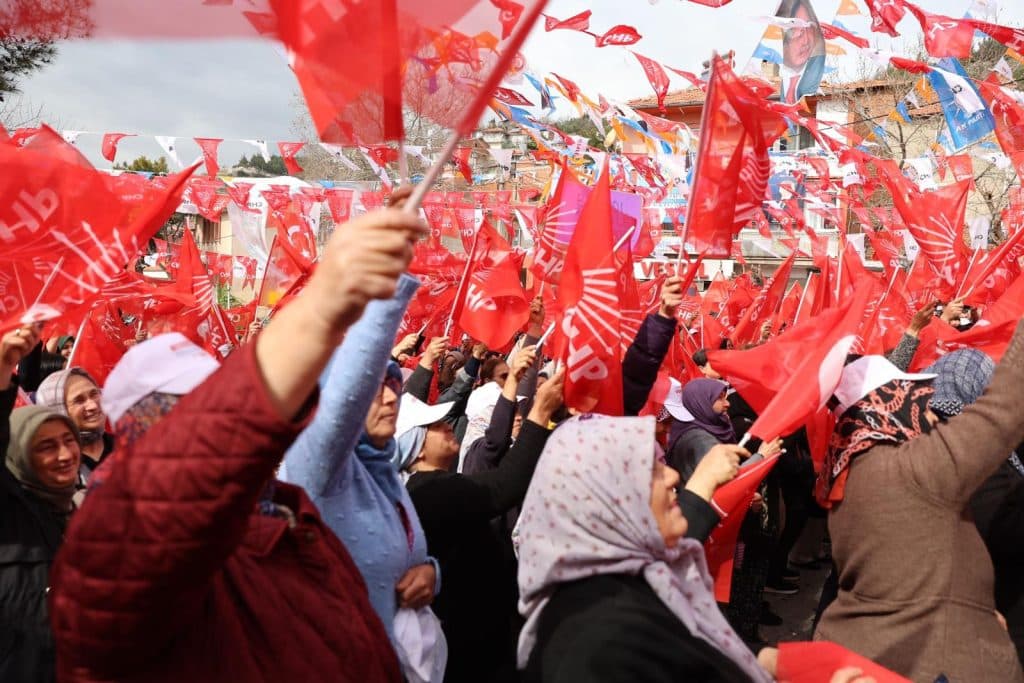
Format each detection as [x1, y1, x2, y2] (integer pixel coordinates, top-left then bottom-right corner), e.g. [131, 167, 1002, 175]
[516, 415, 770, 682]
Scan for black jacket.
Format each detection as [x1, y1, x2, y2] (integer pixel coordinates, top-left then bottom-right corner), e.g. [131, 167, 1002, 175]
[522, 573, 755, 683]
[0, 380, 65, 682]
[407, 420, 552, 683]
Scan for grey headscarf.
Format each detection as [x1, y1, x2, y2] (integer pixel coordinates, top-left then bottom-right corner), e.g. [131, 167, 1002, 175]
[6, 405, 80, 513]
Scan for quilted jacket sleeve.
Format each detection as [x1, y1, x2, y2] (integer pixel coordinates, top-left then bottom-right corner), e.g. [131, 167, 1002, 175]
[282, 275, 418, 496]
[48, 343, 314, 676]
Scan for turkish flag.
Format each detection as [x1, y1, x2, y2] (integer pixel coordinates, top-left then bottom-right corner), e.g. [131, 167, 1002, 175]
[746, 282, 877, 442]
[277, 142, 305, 175]
[863, 0, 907, 37]
[452, 219, 530, 349]
[100, 132, 134, 163]
[557, 161, 625, 415]
[686, 54, 786, 257]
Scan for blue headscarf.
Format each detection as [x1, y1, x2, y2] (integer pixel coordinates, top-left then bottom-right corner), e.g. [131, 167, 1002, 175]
[355, 361, 406, 502]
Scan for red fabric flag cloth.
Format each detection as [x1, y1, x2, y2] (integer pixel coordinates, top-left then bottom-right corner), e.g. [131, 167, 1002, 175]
[685, 54, 786, 257]
[277, 142, 305, 175]
[324, 188, 356, 224]
[531, 164, 589, 288]
[194, 137, 223, 177]
[72, 303, 134, 387]
[881, 166, 972, 299]
[705, 454, 781, 602]
[100, 132, 134, 163]
[746, 282, 877, 442]
[777, 642, 912, 683]
[453, 147, 474, 184]
[223, 300, 258, 341]
[820, 21, 870, 48]
[451, 219, 530, 349]
[257, 236, 310, 315]
[969, 18, 1024, 53]
[225, 181, 254, 210]
[0, 128, 195, 331]
[979, 78, 1024, 158]
[730, 252, 795, 346]
[188, 178, 230, 223]
[557, 162, 625, 415]
[543, 9, 591, 32]
[594, 25, 642, 48]
[864, 0, 907, 36]
[632, 52, 670, 112]
[902, 2, 975, 58]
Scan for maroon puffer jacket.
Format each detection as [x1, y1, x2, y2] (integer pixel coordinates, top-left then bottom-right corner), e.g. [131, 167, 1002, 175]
[48, 344, 401, 682]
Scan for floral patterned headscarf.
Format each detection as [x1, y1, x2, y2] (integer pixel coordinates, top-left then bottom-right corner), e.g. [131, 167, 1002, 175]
[516, 415, 770, 682]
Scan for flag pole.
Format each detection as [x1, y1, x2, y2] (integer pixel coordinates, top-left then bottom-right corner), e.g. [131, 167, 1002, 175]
[793, 269, 816, 323]
[953, 246, 982, 301]
[398, 141, 410, 186]
[444, 227, 483, 338]
[66, 307, 92, 367]
[405, 0, 549, 213]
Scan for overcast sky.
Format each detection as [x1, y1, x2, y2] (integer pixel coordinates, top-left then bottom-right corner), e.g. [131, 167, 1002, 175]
[10, 0, 1020, 168]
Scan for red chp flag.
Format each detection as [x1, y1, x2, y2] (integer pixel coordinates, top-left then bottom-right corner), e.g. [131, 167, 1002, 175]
[451, 219, 530, 349]
[557, 161, 625, 415]
[0, 127, 195, 331]
[729, 251, 795, 345]
[194, 137, 222, 177]
[685, 54, 787, 257]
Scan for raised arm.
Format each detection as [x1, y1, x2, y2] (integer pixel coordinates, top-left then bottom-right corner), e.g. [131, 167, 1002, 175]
[468, 368, 563, 516]
[900, 320, 1024, 506]
[0, 325, 40, 455]
[282, 274, 419, 496]
[462, 347, 537, 475]
[623, 277, 680, 416]
[48, 206, 426, 675]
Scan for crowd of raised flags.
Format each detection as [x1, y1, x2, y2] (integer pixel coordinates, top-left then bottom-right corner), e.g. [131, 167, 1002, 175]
[3, 0, 1024, 681]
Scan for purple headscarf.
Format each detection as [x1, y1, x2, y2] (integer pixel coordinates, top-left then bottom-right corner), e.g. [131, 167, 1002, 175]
[516, 415, 770, 682]
[669, 378, 735, 447]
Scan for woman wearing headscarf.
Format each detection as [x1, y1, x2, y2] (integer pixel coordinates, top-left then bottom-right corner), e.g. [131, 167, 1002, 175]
[279, 274, 444, 678]
[517, 415, 771, 683]
[664, 378, 782, 648]
[0, 324, 80, 682]
[814, 326, 1024, 683]
[926, 348, 1024, 667]
[35, 367, 114, 481]
[394, 365, 563, 683]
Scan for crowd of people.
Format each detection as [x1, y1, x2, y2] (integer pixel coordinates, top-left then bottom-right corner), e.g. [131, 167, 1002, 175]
[2, 199, 1023, 683]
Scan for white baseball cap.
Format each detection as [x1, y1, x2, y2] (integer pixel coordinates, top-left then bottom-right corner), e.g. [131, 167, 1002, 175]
[103, 333, 221, 424]
[832, 355, 936, 416]
[395, 394, 455, 439]
[662, 378, 695, 422]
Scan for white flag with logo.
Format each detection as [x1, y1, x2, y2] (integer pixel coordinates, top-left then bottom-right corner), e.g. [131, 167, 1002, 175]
[155, 136, 183, 169]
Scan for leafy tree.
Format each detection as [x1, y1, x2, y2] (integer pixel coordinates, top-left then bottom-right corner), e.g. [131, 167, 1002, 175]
[0, 39, 56, 96]
[233, 154, 289, 177]
[547, 115, 603, 148]
[114, 155, 170, 174]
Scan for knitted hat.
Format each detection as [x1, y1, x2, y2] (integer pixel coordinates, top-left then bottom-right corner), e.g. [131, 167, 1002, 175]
[925, 349, 995, 418]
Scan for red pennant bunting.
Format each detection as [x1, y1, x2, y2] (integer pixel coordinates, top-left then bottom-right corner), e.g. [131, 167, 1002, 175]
[324, 187, 356, 224]
[543, 9, 591, 32]
[277, 141, 305, 175]
[632, 52, 670, 113]
[225, 181, 254, 210]
[194, 137, 223, 177]
[101, 132, 134, 163]
[453, 147, 474, 183]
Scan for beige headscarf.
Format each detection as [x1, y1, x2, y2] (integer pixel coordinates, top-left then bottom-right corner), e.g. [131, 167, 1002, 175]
[6, 406, 80, 514]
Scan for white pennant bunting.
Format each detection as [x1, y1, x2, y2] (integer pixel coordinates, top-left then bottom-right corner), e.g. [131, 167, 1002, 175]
[242, 139, 271, 163]
[319, 143, 360, 171]
[61, 130, 82, 145]
[155, 135, 183, 169]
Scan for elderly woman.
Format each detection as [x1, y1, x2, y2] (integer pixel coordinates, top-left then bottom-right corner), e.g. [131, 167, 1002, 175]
[814, 326, 1024, 683]
[35, 367, 113, 481]
[280, 274, 442, 677]
[516, 415, 771, 683]
[1, 324, 81, 682]
[926, 349, 1024, 667]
